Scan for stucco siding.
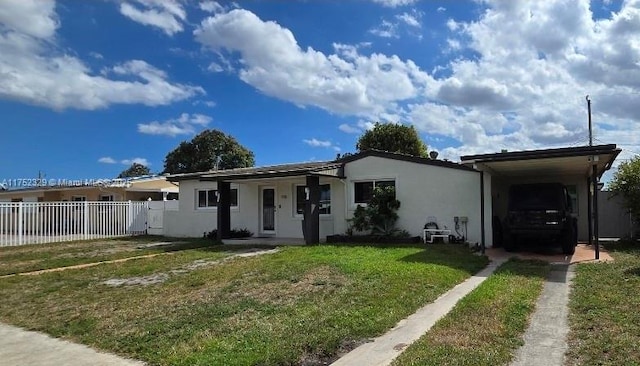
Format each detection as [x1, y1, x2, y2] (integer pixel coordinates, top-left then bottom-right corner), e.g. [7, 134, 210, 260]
[343, 156, 485, 244]
[166, 178, 343, 239]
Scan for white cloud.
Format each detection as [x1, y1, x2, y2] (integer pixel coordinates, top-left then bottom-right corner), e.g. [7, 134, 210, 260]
[121, 158, 150, 166]
[89, 51, 103, 59]
[338, 123, 361, 134]
[195, 9, 434, 117]
[0, 1, 203, 110]
[397, 12, 421, 28]
[119, 0, 186, 36]
[369, 20, 399, 38]
[194, 2, 640, 162]
[98, 157, 117, 164]
[303, 138, 341, 152]
[207, 62, 224, 72]
[371, 0, 419, 8]
[0, 0, 58, 39]
[437, 7, 446, 13]
[193, 99, 217, 107]
[200, 1, 224, 13]
[303, 138, 332, 148]
[414, 0, 640, 158]
[138, 113, 212, 137]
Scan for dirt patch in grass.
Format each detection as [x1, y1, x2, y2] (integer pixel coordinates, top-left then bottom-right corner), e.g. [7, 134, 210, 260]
[103, 273, 170, 287]
[102, 248, 279, 287]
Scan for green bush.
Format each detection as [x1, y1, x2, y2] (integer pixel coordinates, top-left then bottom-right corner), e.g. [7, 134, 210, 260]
[347, 186, 401, 236]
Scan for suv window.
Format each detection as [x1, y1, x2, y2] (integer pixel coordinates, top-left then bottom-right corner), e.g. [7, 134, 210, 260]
[509, 184, 564, 211]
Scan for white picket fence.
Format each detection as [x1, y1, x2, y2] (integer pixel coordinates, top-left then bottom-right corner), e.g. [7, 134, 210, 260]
[0, 201, 148, 247]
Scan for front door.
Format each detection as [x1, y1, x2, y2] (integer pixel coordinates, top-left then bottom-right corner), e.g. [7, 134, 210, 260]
[261, 187, 276, 234]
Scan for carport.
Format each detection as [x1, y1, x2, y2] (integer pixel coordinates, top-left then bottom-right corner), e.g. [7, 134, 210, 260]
[461, 144, 621, 259]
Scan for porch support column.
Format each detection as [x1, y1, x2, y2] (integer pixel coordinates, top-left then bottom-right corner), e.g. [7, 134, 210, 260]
[592, 165, 600, 260]
[587, 177, 593, 246]
[216, 180, 231, 241]
[305, 175, 320, 245]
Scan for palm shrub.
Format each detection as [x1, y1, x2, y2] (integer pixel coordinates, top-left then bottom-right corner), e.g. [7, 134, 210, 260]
[347, 186, 401, 236]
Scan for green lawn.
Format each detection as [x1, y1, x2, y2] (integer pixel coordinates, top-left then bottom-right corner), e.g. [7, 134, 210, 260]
[392, 259, 549, 366]
[0, 236, 225, 276]
[566, 240, 640, 365]
[0, 243, 487, 366]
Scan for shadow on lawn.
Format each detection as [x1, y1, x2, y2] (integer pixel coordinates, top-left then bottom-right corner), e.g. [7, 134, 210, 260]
[397, 243, 490, 274]
[603, 238, 640, 254]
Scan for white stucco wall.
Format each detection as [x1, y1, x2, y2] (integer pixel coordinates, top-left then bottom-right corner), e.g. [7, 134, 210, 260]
[343, 156, 488, 245]
[164, 178, 343, 239]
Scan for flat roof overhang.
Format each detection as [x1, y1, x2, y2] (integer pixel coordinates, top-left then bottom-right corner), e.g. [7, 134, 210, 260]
[460, 144, 621, 178]
[197, 165, 345, 182]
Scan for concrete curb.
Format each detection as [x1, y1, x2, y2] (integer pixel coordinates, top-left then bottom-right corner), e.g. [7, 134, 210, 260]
[331, 258, 508, 366]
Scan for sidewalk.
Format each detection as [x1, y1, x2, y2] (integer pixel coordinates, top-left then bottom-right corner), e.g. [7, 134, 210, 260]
[331, 257, 507, 366]
[510, 264, 575, 366]
[0, 323, 145, 366]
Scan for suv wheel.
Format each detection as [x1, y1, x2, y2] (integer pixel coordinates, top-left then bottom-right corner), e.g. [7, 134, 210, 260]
[503, 232, 518, 252]
[561, 227, 576, 255]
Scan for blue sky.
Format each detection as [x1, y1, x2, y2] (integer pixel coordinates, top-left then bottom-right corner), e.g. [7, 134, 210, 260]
[1, 0, 638, 181]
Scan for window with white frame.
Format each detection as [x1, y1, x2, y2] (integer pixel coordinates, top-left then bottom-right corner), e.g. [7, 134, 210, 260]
[353, 180, 395, 204]
[295, 184, 331, 215]
[71, 196, 86, 202]
[196, 188, 238, 209]
[99, 194, 114, 201]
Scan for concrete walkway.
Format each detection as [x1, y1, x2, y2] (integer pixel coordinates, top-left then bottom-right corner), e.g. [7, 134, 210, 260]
[0, 323, 145, 366]
[511, 264, 574, 366]
[331, 257, 508, 366]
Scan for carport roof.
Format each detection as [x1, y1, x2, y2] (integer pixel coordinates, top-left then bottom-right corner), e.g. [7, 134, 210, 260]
[460, 144, 621, 178]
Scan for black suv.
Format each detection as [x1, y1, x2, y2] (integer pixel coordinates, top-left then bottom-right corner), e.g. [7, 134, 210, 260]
[503, 183, 578, 255]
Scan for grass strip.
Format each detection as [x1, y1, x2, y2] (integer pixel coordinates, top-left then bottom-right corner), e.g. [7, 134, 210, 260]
[0, 244, 487, 366]
[566, 240, 640, 366]
[392, 258, 549, 366]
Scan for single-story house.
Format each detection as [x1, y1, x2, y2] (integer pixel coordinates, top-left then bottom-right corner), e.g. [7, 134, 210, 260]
[0, 176, 179, 203]
[165, 144, 621, 248]
[165, 150, 487, 244]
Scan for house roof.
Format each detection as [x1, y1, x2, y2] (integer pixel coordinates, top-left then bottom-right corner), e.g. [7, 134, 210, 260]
[168, 149, 476, 182]
[168, 161, 344, 182]
[338, 150, 477, 172]
[460, 144, 621, 178]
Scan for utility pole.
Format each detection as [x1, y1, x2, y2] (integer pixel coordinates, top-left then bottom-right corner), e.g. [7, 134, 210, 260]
[586, 95, 592, 146]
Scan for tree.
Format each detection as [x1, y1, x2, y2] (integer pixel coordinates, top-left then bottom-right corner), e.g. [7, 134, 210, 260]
[609, 156, 640, 221]
[163, 129, 255, 174]
[118, 163, 151, 178]
[356, 122, 428, 157]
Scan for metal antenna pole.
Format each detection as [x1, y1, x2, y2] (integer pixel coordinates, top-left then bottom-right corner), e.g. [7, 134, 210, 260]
[586, 95, 592, 146]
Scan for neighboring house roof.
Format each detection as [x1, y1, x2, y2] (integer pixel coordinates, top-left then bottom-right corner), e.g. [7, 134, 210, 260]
[168, 149, 476, 182]
[0, 176, 178, 196]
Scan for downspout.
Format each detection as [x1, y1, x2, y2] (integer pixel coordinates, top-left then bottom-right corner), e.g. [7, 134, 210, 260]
[480, 170, 486, 255]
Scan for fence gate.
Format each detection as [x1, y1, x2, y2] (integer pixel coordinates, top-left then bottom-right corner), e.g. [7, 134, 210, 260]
[147, 200, 178, 236]
[0, 201, 148, 247]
